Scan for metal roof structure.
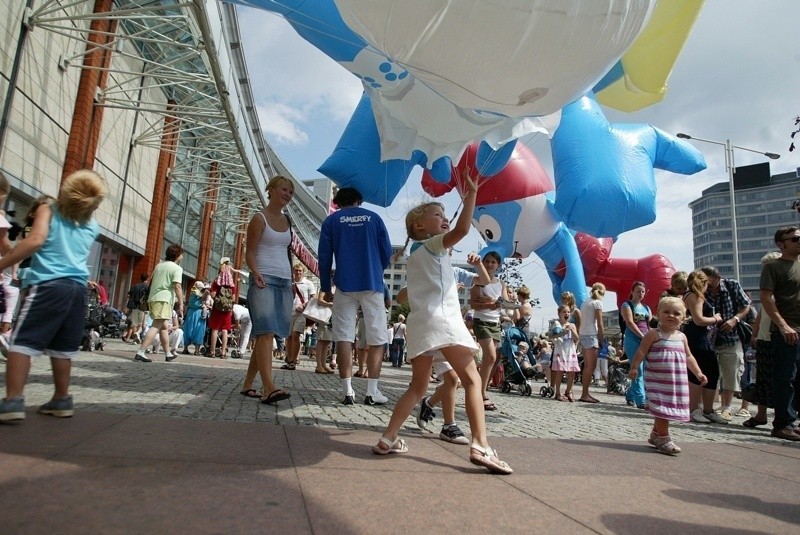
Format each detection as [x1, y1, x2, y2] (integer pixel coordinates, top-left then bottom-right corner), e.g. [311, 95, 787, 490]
[27, 0, 326, 257]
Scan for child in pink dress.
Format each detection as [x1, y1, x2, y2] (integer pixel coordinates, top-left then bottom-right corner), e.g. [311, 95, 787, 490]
[629, 297, 707, 455]
[550, 305, 580, 402]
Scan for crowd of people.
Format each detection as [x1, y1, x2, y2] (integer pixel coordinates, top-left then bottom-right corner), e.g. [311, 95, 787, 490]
[1, 171, 799, 474]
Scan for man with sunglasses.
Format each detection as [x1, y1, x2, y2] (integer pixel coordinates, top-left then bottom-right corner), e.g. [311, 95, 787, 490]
[701, 265, 752, 422]
[759, 226, 800, 441]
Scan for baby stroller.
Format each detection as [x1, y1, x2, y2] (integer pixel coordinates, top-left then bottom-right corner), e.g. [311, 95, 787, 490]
[101, 305, 124, 338]
[607, 361, 630, 396]
[228, 324, 242, 359]
[498, 326, 534, 396]
[82, 302, 106, 351]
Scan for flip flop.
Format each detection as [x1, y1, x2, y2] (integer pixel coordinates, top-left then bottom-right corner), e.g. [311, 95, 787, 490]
[240, 388, 261, 399]
[372, 436, 408, 455]
[469, 444, 513, 475]
[261, 389, 291, 405]
[577, 397, 599, 404]
[483, 400, 497, 411]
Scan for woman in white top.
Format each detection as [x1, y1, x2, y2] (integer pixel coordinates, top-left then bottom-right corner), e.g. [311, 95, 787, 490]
[578, 283, 606, 403]
[470, 251, 509, 411]
[240, 176, 294, 405]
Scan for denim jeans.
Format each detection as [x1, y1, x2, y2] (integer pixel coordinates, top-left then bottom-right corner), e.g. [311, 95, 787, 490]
[390, 338, 405, 367]
[626, 359, 645, 407]
[770, 333, 800, 430]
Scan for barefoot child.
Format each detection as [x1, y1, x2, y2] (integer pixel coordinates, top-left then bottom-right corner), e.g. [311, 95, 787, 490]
[550, 305, 580, 401]
[372, 169, 512, 474]
[0, 170, 106, 422]
[628, 296, 707, 455]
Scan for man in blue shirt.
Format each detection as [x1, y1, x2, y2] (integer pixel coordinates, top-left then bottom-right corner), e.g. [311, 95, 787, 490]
[319, 188, 392, 405]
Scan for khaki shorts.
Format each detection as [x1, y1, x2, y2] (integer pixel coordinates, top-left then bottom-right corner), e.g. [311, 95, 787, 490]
[473, 319, 501, 342]
[128, 308, 146, 328]
[149, 301, 173, 321]
[716, 342, 743, 392]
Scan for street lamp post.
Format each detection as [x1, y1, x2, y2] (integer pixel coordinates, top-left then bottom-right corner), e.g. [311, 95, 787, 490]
[676, 133, 780, 282]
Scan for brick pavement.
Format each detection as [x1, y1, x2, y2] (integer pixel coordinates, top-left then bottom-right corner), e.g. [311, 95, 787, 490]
[3, 337, 799, 534]
[12, 338, 782, 446]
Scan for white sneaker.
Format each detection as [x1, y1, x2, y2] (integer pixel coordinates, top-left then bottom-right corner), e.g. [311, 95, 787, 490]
[691, 408, 711, 423]
[703, 411, 729, 424]
[364, 390, 388, 405]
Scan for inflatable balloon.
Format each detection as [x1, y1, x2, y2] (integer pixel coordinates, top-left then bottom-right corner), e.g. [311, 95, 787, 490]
[318, 94, 517, 206]
[228, 0, 660, 165]
[550, 94, 707, 239]
[594, 0, 705, 112]
[318, 94, 426, 207]
[556, 233, 676, 311]
[422, 143, 589, 306]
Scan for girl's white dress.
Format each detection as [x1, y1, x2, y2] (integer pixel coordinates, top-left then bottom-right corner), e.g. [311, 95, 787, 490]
[406, 234, 478, 359]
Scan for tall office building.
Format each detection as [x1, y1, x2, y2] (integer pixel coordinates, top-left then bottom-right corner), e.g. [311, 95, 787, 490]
[689, 163, 800, 306]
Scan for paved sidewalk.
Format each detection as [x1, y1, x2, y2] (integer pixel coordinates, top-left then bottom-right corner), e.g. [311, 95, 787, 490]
[1, 338, 799, 533]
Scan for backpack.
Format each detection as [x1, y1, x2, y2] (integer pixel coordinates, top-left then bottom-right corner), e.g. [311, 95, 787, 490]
[213, 286, 234, 312]
[130, 283, 149, 311]
[619, 300, 651, 339]
[618, 300, 633, 338]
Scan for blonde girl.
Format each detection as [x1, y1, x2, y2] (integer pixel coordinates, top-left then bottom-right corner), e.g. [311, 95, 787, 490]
[629, 297, 707, 455]
[373, 169, 512, 475]
[578, 283, 605, 403]
[551, 304, 580, 401]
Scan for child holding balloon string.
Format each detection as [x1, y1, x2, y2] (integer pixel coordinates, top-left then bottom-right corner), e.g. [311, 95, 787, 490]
[372, 167, 512, 475]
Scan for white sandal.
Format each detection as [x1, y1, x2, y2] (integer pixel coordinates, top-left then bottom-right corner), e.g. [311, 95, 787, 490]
[469, 444, 513, 475]
[654, 436, 682, 456]
[372, 436, 408, 455]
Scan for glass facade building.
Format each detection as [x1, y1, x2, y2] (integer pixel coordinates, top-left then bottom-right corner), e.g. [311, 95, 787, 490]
[689, 163, 800, 307]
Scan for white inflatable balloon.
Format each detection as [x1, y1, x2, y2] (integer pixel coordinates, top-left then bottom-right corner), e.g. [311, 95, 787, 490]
[335, 0, 656, 159]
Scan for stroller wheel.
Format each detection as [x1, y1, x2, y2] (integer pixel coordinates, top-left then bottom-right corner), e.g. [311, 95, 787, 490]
[524, 383, 533, 396]
[539, 386, 549, 398]
[500, 381, 510, 394]
[231, 350, 241, 359]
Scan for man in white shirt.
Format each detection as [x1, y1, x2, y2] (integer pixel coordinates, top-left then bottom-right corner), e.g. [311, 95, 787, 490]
[284, 263, 315, 370]
[232, 303, 252, 358]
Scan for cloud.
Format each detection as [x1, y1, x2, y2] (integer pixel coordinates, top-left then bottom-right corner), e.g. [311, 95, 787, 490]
[256, 103, 308, 146]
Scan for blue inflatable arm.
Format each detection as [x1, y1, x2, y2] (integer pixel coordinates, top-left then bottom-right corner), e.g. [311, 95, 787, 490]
[225, 1, 366, 61]
[551, 94, 706, 239]
[535, 222, 588, 306]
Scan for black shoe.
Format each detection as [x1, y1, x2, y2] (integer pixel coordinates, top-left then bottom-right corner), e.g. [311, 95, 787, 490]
[342, 394, 355, 405]
[165, 352, 177, 362]
[134, 351, 152, 363]
[416, 396, 436, 429]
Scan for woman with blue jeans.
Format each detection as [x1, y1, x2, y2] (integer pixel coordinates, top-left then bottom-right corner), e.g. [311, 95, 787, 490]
[390, 315, 407, 367]
[240, 176, 295, 405]
[622, 282, 652, 409]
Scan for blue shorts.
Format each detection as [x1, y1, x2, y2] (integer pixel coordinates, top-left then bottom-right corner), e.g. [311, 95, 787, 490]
[248, 275, 292, 338]
[10, 278, 87, 359]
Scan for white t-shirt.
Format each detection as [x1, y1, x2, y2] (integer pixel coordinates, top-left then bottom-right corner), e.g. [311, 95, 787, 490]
[292, 277, 315, 310]
[579, 298, 603, 336]
[472, 280, 502, 322]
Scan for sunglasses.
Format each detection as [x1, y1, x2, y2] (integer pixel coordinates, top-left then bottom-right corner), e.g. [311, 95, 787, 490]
[782, 236, 800, 243]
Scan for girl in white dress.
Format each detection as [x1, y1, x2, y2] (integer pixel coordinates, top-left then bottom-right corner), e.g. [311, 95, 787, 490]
[372, 170, 512, 475]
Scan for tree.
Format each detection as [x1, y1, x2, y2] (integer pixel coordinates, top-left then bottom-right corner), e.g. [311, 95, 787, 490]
[500, 257, 541, 307]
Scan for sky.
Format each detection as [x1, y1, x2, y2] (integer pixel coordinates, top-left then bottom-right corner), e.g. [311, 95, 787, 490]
[234, 0, 800, 332]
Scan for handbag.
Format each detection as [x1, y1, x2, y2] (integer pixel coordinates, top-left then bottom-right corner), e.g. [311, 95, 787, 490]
[303, 297, 332, 324]
[735, 321, 753, 352]
[741, 383, 758, 404]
